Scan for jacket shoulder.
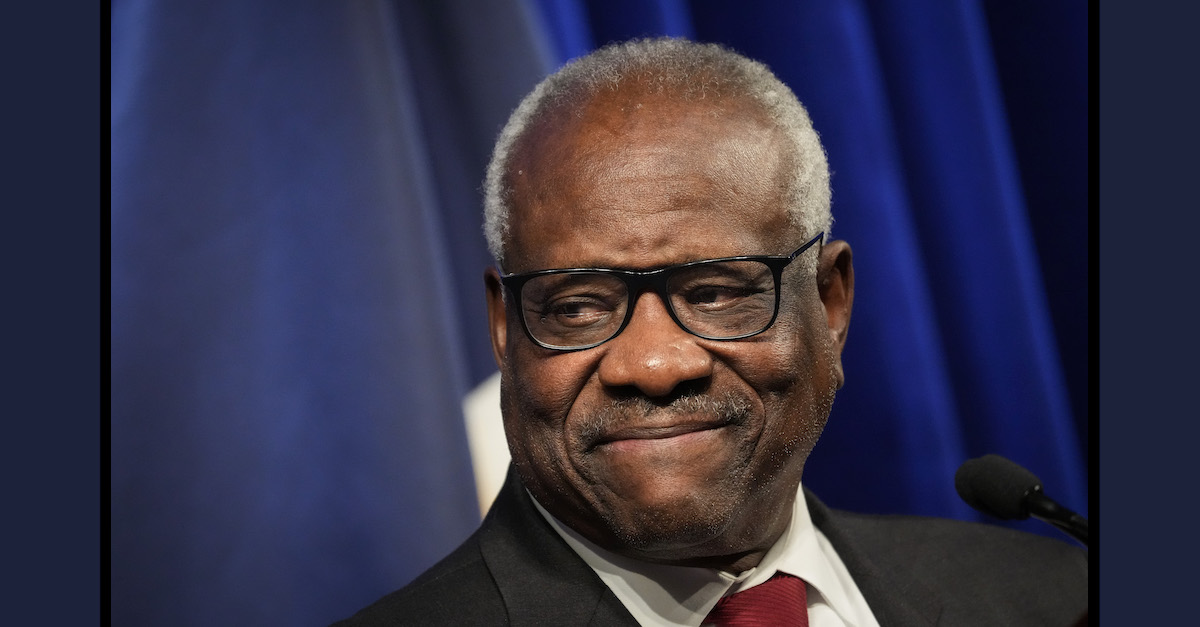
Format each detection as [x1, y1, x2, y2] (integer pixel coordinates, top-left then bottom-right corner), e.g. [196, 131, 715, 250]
[825, 508, 1088, 625]
[331, 531, 506, 626]
[831, 509, 1087, 573]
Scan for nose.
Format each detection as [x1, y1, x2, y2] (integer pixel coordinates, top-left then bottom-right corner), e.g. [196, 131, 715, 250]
[596, 291, 715, 398]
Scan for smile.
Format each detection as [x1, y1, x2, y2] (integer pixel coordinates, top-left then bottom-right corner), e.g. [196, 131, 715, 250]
[590, 420, 730, 454]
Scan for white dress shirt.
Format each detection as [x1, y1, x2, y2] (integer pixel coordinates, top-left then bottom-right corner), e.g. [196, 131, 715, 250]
[531, 485, 880, 627]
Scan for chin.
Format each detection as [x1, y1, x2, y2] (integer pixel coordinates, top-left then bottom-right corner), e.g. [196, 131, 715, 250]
[596, 456, 798, 556]
[600, 488, 747, 557]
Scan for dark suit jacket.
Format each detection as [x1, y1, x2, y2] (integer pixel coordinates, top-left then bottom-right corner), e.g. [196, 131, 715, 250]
[335, 467, 1087, 626]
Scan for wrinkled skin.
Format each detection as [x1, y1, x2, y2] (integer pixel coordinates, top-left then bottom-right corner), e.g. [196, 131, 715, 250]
[484, 87, 854, 573]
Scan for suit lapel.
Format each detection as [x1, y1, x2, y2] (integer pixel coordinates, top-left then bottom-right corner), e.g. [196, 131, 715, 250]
[805, 489, 943, 626]
[478, 467, 640, 626]
[475, 471, 937, 626]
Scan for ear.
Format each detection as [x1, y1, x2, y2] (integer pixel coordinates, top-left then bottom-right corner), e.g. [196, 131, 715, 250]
[816, 240, 854, 388]
[484, 267, 509, 368]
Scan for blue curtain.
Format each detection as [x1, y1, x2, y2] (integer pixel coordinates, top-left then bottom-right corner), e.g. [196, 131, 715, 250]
[110, 1, 1088, 625]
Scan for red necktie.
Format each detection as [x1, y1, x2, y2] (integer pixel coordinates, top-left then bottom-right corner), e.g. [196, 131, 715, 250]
[703, 572, 809, 627]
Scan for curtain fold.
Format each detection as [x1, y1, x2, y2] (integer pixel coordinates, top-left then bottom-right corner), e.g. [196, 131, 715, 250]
[110, 2, 538, 623]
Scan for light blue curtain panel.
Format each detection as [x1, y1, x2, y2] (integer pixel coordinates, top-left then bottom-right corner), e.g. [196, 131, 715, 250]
[110, 1, 1088, 624]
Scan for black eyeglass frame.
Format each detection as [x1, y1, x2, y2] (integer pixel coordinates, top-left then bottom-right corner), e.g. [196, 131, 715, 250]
[499, 232, 825, 351]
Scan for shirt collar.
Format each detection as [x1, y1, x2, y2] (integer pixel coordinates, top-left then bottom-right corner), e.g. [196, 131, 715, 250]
[531, 485, 867, 627]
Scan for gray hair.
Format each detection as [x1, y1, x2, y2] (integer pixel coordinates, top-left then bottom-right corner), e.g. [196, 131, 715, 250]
[483, 37, 832, 267]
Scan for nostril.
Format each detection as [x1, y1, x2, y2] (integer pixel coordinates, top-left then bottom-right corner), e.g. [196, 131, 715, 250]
[606, 377, 711, 405]
[669, 378, 711, 401]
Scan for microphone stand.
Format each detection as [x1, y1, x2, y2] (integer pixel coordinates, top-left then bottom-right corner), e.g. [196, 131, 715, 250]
[1025, 487, 1089, 547]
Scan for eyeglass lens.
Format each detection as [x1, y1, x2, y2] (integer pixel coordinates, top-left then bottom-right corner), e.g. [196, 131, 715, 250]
[519, 260, 778, 349]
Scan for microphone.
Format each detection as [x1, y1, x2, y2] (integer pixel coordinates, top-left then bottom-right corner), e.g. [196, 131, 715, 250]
[955, 454, 1089, 547]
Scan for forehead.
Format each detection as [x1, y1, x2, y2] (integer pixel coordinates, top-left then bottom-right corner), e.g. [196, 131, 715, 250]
[504, 89, 796, 272]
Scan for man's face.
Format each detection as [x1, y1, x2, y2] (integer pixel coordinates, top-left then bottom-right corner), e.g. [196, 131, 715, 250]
[485, 88, 853, 572]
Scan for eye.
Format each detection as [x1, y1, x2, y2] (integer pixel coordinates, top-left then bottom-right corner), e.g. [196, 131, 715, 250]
[670, 260, 775, 314]
[542, 297, 613, 325]
[523, 273, 626, 328]
[685, 284, 757, 307]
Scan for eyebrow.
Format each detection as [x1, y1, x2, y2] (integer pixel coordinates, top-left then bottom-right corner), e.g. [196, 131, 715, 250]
[506, 250, 786, 276]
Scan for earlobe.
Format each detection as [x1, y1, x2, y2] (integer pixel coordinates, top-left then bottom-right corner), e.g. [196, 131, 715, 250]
[484, 268, 509, 368]
[816, 240, 854, 387]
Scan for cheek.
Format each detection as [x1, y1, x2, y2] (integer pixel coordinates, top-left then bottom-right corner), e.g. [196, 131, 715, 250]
[729, 306, 834, 449]
[765, 293, 830, 382]
[500, 349, 610, 512]
[726, 322, 813, 397]
[501, 346, 600, 467]
[507, 347, 595, 419]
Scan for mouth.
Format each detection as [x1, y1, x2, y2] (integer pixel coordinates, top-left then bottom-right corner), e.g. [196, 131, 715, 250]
[586, 410, 740, 454]
[578, 392, 752, 453]
[594, 420, 727, 446]
[588, 419, 735, 460]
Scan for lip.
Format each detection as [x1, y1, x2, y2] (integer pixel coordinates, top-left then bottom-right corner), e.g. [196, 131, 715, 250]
[589, 414, 733, 452]
[597, 422, 720, 443]
[591, 423, 728, 457]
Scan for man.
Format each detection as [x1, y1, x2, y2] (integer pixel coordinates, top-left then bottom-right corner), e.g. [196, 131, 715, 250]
[338, 38, 1086, 626]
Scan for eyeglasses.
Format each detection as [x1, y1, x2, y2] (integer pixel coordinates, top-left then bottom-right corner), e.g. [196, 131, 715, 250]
[500, 232, 823, 351]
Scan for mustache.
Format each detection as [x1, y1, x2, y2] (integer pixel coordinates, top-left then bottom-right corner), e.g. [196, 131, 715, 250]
[577, 390, 752, 447]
